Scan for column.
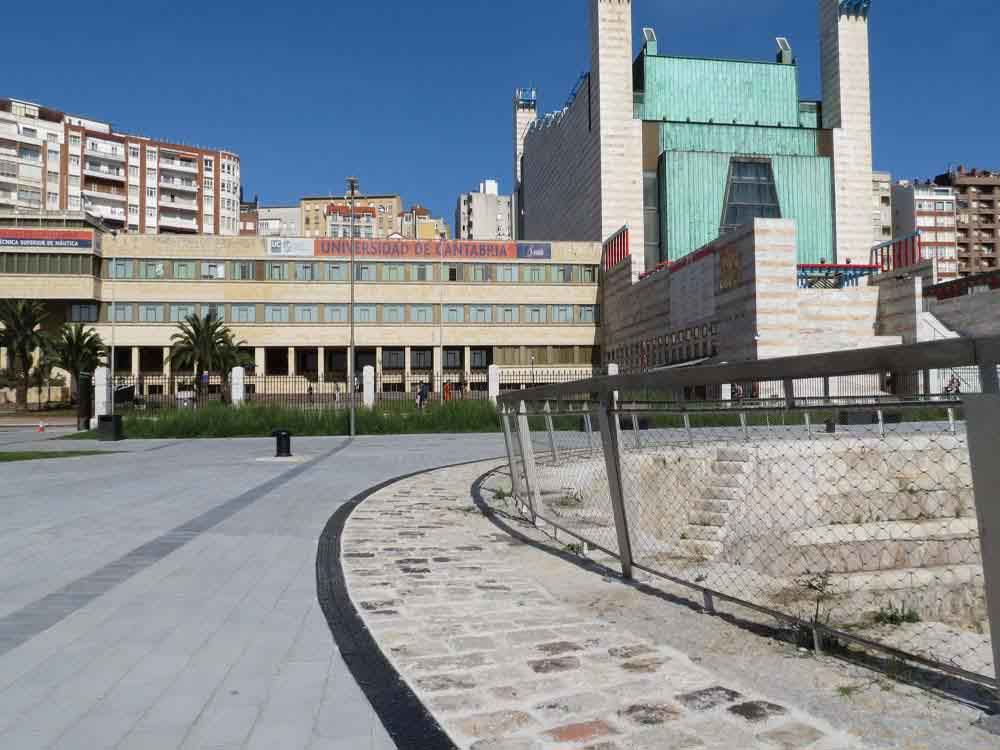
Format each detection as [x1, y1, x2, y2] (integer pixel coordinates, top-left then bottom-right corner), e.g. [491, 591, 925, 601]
[254, 347, 266, 375]
[287, 347, 296, 377]
[488, 364, 500, 405]
[404, 347, 413, 396]
[162, 347, 172, 377]
[362, 365, 375, 408]
[375, 346, 383, 393]
[231, 366, 245, 406]
[131, 347, 140, 378]
[317, 346, 326, 383]
[0, 346, 8, 371]
[463, 345, 472, 392]
[433, 346, 443, 393]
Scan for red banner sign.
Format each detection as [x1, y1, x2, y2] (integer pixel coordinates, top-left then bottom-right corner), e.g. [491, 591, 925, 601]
[0, 229, 94, 249]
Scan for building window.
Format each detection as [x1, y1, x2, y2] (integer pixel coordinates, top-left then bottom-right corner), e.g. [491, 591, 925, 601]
[526, 306, 546, 323]
[383, 305, 404, 323]
[353, 304, 376, 323]
[70, 304, 98, 322]
[472, 265, 489, 282]
[554, 265, 572, 283]
[294, 305, 318, 323]
[140, 261, 166, 280]
[294, 262, 315, 281]
[412, 350, 433, 370]
[109, 259, 133, 279]
[411, 305, 433, 323]
[469, 305, 492, 323]
[444, 350, 462, 370]
[447, 265, 460, 282]
[580, 305, 597, 323]
[204, 177, 214, 191]
[202, 304, 225, 321]
[499, 306, 518, 323]
[720, 159, 781, 234]
[327, 263, 346, 281]
[266, 262, 288, 281]
[232, 305, 256, 323]
[384, 264, 405, 282]
[413, 264, 432, 282]
[325, 304, 348, 323]
[355, 264, 375, 281]
[112, 303, 132, 322]
[444, 305, 464, 323]
[231, 261, 254, 280]
[264, 305, 290, 323]
[69, 134, 81, 148]
[525, 265, 545, 282]
[201, 262, 225, 280]
[139, 305, 164, 323]
[170, 304, 196, 322]
[496, 265, 516, 283]
[129, 145, 140, 161]
[471, 349, 489, 370]
[552, 305, 573, 323]
[383, 349, 405, 370]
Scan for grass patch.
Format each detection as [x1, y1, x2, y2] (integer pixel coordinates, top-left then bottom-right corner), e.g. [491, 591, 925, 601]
[87, 401, 501, 439]
[872, 603, 921, 626]
[0, 450, 110, 462]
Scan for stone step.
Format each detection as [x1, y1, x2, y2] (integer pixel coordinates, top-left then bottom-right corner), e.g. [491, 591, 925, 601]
[706, 474, 747, 489]
[738, 519, 982, 577]
[716, 447, 751, 462]
[711, 461, 751, 476]
[688, 511, 728, 527]
[694, 498, 735, 515]
[704, 486, 744, 501]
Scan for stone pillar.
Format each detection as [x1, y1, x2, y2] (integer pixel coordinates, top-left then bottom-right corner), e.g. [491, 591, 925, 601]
[463, 345, 472, 391]
[488, 364, 500, 405]
[404, 347, 413, 396]
[375, 346, 383, 392]
[162, 347, 172, 377]
[287, 347, 296, 377]
[254, 347, 266, 375]
[317, 346, 326, 383]
[93, 366, 110, 419]
[362, 365, 375, 408]
[131, 347, 140, 378]
[432, 346, 443, 393]
[231, 366, 245, 406]
[0, 346, 8, 371]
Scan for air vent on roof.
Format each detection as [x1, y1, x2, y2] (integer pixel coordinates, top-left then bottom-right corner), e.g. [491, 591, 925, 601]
[775, 37, 794, 65]
[642, 27, 657, 55]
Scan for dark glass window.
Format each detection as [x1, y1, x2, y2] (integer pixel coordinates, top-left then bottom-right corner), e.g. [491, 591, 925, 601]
[720, 159, 781, 234]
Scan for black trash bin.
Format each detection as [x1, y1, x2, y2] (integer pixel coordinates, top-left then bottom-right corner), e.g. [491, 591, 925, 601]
[97, 414, 124, 442]
[272, 430, 292, 458]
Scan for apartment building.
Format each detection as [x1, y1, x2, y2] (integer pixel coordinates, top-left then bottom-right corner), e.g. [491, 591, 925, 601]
[0, 98, 240, 236]
[891, 180, 959, 278]
[873, 171, 892, 244]
[935, 167, 1000, 276]
[395, 205, 450, 240]
[326, 204, 377, 239]
[456, 180, 514, 241]
[257, 206, 299, 237]
[0, 213, 600, 388]
[300, 194, 401, 239]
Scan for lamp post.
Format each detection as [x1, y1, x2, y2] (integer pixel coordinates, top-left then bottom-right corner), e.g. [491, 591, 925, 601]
[347, 177, 359, 437]
[109, 231, 117, 416]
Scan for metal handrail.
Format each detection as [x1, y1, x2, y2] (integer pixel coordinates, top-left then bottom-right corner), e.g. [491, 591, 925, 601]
[498, 335, 1000, 405]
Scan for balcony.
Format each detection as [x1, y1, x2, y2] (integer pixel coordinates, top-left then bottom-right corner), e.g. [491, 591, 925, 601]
[159, 194, 198, 211]
[159, 156, 198, 174]
[159, 175, 198, 193]
[82, 184, 126, 203]
[0, 189, 15, 203]
[158, 213, 198, 231]
[86, 142, 125, 162]
[84, 201, 127, 223]
[83, 163, 126, 182]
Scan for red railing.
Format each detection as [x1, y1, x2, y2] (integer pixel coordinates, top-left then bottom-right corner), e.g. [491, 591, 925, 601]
[870, 232, 922, 273]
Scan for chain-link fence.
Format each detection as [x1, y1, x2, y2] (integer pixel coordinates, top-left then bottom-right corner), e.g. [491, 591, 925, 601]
[499, 336, 1000, 694]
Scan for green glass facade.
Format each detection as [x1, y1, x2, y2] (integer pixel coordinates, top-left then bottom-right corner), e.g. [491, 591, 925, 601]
[636, 50, 835, 264]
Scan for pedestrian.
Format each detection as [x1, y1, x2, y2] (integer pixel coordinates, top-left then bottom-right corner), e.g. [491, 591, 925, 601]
[418, 381, 430, 410]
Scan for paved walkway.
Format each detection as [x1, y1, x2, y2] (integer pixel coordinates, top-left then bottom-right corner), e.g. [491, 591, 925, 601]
[342, 461, 997, 750]
[0, 431, 505, 750]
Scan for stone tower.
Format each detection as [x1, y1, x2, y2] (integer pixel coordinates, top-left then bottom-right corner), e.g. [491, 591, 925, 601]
[591, 0, 645, 277]
[512, 88, 537, 241]
[819, 0, 875, 262]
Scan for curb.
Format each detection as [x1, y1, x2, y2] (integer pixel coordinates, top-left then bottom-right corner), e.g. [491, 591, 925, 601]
[315, 457, 504, 750]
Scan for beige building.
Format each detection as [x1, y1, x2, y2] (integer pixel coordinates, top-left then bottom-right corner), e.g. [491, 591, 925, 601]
[299, 194, 401, 239]
[0, 213, 600, 392]
[873, 171, 892, 243]
[891, 180, 960, 279]
[455, 180, 513, 241]
[0, 98, 241, 236]
[395, 205, 450, 240]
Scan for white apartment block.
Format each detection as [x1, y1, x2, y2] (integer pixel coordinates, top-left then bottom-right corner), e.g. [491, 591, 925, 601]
[455, 180, 513, 241]
[0, 98, 240, 236]
[891, 180, 960, 278]
[873, 170, 892, 243]
[257, 206, 299, 237]
[326, 205, 377, 239]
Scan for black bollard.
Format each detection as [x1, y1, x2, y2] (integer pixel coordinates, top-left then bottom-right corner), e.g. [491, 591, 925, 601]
[272, 430, 292, 458]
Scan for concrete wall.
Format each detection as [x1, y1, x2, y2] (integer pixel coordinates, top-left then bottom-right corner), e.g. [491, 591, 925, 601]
[927, 288, 1000, 338]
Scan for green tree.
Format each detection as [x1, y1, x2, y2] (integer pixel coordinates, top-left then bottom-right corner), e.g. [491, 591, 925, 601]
[52, 324, 106, 402]
[168, 314, 249, 401]
[0, 300, 49, 409]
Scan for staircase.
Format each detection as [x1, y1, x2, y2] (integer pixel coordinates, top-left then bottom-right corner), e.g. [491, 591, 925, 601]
[675, 446, 751, 560]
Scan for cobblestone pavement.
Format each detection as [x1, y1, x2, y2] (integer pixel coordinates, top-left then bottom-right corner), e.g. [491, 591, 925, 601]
[343, 461, 870, 750]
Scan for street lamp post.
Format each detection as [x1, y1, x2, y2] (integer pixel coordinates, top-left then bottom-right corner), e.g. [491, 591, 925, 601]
[347, 177, 359, 437]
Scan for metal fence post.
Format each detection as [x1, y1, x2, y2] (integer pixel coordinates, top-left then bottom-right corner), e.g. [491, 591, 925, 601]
[597, 398, 634, 579]
[584, 408, 595, 453]
[877, 409, 886, 438]
[804, 411, 812, 436]
[500, 408, 525, 502]
[960, 394, 1000, 686]
[516, 400, 540, 522]
[783, 378, 796, 410]
[740, 412, 749, 441]
[683, 413, 693, 446]
[631, 413, 642, 449]
[948, 407, 956, 434]
[543, 401, 559, 462]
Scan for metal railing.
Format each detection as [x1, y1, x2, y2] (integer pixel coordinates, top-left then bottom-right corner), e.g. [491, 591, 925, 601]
[498, 336, 1000, 693]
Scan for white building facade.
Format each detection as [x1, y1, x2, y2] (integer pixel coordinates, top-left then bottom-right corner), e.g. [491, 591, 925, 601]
[455, 180, 513, 241]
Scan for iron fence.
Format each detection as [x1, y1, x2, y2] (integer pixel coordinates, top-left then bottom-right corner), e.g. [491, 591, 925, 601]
[497, 336, 1000, 694]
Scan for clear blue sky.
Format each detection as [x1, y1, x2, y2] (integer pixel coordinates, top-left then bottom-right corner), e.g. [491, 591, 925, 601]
[7, 1, 995, 231]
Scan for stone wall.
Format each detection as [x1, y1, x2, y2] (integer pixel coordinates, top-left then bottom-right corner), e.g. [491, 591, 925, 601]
[926, 287, 1000, 338]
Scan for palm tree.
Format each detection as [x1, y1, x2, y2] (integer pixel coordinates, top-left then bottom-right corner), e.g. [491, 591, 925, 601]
[0, 300, 49, 410]
[52, 324, 106, 403]
[168, 314, 248, 401]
